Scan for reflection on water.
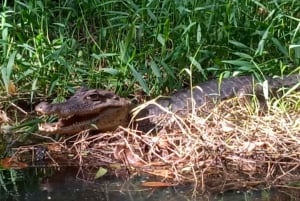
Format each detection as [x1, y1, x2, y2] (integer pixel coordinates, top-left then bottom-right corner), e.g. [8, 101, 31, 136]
[0, 167, 299, 201]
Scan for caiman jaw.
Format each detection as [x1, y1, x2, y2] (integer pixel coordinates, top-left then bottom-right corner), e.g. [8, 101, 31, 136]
[38, 113, 100, 134]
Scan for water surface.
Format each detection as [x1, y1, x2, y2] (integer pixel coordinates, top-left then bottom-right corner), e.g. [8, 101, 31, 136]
[0, 167, 298, 201]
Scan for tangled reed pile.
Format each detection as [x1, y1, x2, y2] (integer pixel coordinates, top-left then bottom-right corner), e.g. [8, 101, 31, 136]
[17, 92, 300, 192]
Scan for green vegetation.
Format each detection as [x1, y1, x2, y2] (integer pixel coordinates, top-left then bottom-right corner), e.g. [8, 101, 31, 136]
[1, 0, 300, 99]
[1, 0, 300, 196]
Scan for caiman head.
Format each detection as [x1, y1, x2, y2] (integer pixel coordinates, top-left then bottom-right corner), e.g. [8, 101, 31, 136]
[35, 88, 133, 134]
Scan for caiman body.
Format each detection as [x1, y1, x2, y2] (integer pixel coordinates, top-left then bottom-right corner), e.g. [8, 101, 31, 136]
[35, 75, 300, 134]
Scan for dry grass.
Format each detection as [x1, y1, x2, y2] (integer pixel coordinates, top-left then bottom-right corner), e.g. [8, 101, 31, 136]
[15, 92, 300, 193]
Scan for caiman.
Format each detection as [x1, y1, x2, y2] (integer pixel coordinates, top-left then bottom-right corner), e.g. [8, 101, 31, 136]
[35, 75, 300, 134]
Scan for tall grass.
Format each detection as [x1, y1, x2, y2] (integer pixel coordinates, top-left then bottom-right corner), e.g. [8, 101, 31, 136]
[0, 0, 300, 98]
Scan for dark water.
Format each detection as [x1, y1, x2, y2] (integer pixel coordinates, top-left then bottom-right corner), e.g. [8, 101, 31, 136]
[1, 167, 299, 201]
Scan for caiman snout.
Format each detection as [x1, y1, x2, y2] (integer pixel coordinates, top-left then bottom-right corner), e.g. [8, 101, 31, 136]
[35, 102, 52, 114]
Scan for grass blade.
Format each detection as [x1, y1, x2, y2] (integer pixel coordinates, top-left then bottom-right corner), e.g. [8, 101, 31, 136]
[2, 51, 16, 94]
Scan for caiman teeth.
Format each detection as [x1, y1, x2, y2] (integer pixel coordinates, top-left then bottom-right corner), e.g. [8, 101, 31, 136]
[38, 122, 61, 132]
[38, 112, 102, 133]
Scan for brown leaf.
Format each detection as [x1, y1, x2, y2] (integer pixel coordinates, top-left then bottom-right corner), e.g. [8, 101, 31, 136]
[0, 157, 28, 169]
[47, 143, 62, 152]
[144, 169, 172, 178]
[8, 81, 17, 94]
[141, 181, 176, 187]
[114, 147, 146, 167]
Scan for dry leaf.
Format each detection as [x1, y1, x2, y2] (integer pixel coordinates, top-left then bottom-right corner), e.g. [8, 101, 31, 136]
[141, 181, 175, 187]
[0, 157, 28, 169]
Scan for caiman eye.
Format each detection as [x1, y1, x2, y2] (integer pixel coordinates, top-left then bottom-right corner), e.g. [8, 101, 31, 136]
[86, 93, 102, 101]
[113, 96, 120, 100]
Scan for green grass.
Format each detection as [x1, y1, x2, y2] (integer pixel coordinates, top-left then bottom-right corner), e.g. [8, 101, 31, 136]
[1, 0, 300, 99]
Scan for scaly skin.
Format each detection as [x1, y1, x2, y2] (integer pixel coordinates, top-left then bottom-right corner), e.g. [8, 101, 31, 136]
[36, 75, 300, 134]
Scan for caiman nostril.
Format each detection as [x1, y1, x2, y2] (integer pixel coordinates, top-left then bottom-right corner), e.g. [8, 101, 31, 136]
[35, 102, 50, 114]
